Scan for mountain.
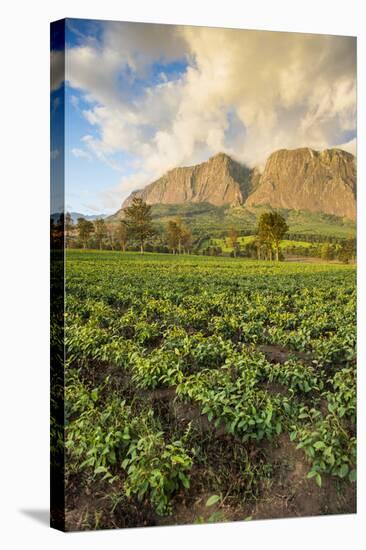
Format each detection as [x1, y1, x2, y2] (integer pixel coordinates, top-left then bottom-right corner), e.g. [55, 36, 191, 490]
[116, 147, 356, 221]
[122, 153, 253, 208]
[246, 148, 356, 220]
[68, 212, 107, 223]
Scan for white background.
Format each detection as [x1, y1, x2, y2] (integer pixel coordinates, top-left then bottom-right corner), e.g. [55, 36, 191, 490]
[0, 0, 365, 548]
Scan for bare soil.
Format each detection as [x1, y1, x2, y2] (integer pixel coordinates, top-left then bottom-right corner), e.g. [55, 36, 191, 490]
[64, 361, 356, 531]
[258, 344, 313, 364]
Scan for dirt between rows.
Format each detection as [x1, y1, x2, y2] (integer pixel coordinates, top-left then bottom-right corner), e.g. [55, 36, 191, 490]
[65, 425, 356, 530]
[66, 345, 357, 531]
[258, 344, 313, 364]
[65, 353, 356, 531]
[156, 434, 356, 527]
[147, 386, 356, 525]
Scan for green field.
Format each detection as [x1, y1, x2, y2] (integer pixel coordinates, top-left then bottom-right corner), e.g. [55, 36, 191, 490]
[212, 236, 315, 253]
[63, 250, 356, 529]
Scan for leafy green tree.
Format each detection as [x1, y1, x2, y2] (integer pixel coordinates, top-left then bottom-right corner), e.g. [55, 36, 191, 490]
[65, 212, 73, 232]
[181, 226, 193, 254]
[166, 217, 192, 254]
[257, 212, 288, 261]
[116, 220, 129, 252]
[320, 243, 335, 261]
[77, 217, 94, 249]
[94, 218, 108, 250]
[105, 223, 116, 250]
[254, 235, 271, 261]
[124, 198, 155, 254]
[166, 220, 180, 254]
[337, 238, 356, 263]
[228, 228, 240, 257]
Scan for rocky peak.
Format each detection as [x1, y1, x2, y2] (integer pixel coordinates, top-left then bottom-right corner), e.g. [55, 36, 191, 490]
[245, 147, 356, 219]
[121, 152, 252, 208]
[118, 147, 356, 220]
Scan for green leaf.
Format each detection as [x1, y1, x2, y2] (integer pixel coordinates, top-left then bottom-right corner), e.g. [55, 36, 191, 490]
[313, 441, 326, 450]
[179, 474, 190, 489]
[290, 431, 297, 441]
[206, 495, 220, 507]
[171, 455, 186, 465]
[339, 464, 349, 478]
[208, 511, 223, 523]
[349, 469, 357, 482]
[94, 465, 108, 474]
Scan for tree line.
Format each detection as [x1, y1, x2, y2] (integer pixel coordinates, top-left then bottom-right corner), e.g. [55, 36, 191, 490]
[62, 198, 356, 263]
[65, 198, 194, 255]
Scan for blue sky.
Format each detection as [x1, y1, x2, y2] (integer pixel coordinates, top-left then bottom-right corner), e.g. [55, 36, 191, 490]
[51, 19, 357, 216]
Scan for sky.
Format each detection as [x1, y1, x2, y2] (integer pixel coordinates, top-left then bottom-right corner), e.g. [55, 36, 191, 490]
[50, 19, 357, 215]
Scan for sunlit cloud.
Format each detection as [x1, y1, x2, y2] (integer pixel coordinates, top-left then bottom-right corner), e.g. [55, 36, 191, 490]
[63, 22, 356, 209]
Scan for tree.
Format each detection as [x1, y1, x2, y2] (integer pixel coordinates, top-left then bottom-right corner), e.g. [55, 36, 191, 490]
[94, 218, 108, 250]
[77, 217, 94, 249]
[228, 228, 240, 257]
[320, 243, 335, 261]
[257, 212, 288, 261]
[181, 226, 193, 254]
[337, 238, 356, 264]
[166, 220, 180, 254]
[106, 223, 116, 250]
[253, 235, 268, 260]
[65, 212, 75, 248]
[115, 220, 129, 252]
[165, 217, 192, 254]
[124, 198, 155, 254]
[65, 212, 73, 232]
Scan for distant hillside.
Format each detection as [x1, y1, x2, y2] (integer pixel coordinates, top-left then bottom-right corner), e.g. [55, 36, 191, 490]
[110, 201, 355, 240]
[68, 212, 107, 223]
[51, 212, 107, 223]
[115, 147, 356, 221]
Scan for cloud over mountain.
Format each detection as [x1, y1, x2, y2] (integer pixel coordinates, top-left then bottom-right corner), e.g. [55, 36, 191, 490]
[61, 21, 356, 208]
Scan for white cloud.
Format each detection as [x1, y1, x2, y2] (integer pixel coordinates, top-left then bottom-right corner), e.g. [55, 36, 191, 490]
[65, 23, 356, 209]
[70, 95, 79, 109]
[71, 147, 92, 161]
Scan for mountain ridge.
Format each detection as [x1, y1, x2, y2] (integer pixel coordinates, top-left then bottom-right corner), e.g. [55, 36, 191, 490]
[116, 147, 356, 220]
[122, 152, 252, 209]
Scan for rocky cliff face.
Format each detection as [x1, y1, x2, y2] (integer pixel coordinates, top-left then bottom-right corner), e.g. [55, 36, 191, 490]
[122, 153, 252, 208]
[245, 148, 356, 219]
[120, 148, 356, 220]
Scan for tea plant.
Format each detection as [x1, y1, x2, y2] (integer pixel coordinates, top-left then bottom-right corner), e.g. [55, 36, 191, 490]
[64, 251, 356, 521]
[123, 430, 193, 515]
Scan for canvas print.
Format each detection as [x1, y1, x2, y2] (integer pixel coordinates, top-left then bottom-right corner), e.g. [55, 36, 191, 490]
[50, 18, 357, 531]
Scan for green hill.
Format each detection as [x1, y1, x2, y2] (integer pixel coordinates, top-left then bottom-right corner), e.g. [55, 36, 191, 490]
[144, 203, 356, 240]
